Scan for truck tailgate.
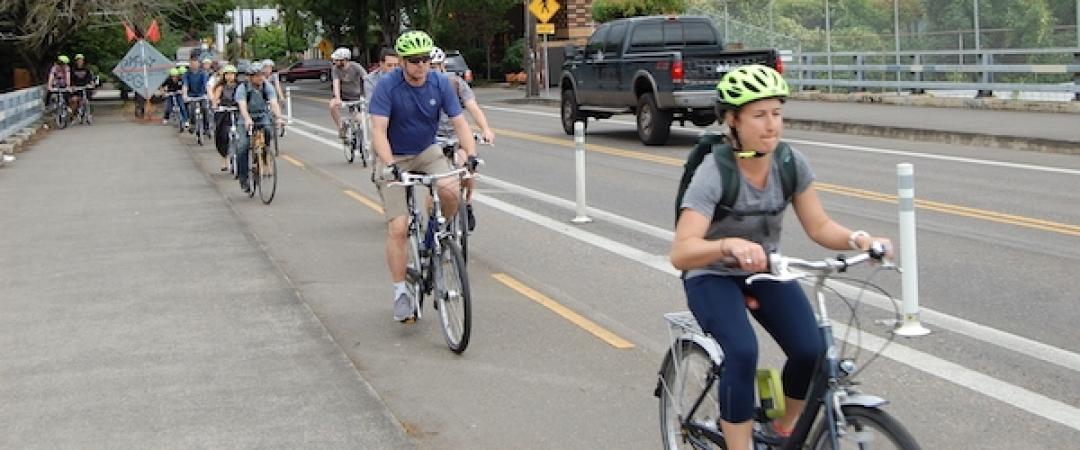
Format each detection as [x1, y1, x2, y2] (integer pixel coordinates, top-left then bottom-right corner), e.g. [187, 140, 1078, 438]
[682, 49, 780, 87]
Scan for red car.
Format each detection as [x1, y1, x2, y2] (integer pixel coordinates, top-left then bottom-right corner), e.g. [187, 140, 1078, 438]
[279, 59, 332, 83]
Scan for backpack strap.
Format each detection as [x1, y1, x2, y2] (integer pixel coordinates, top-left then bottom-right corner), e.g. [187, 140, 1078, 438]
[675, 133, 726, 222]
[710, 143, 740, 223]
[711, 141, 798, 223]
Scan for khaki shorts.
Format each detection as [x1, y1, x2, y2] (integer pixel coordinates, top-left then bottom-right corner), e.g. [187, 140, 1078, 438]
[374, 144, 453, 221]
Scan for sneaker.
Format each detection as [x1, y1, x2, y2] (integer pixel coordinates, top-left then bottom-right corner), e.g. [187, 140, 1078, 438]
[239, 178, 250, 192]
[3, 155, 14, 163]
[162, 119, 169, 125]
[760, 421, 792, 446]
[466, 203, 476, 231]
[393, 291, 415, 322]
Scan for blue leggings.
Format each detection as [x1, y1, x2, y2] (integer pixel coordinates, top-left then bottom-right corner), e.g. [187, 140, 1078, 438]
[683, 275, 824, 423]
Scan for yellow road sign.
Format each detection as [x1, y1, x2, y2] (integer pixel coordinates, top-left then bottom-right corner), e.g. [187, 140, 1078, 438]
[536, 23, 555, 35]
[528, 0, 560, 24]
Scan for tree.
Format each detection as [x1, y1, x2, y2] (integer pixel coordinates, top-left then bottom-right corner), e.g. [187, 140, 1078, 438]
[248, 24, 288, 62]
[591, 0, 688, 23]
[437, 0, 516, 79]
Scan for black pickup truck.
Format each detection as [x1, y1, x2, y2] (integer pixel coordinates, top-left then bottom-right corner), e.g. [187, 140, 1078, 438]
[560, 15, 781, 145]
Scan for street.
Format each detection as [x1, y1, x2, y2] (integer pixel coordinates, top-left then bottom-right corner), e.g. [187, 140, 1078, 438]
[2, 80, 1078, 448]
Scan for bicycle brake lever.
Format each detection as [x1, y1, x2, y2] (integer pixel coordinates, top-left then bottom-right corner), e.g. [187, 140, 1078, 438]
[745, 272, 804, 285]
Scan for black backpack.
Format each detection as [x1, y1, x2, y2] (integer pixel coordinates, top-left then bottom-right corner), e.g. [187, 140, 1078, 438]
[674, 133, 798, 225]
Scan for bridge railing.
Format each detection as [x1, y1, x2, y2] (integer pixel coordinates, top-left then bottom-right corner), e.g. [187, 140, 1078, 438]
[0, 86, 44, 143]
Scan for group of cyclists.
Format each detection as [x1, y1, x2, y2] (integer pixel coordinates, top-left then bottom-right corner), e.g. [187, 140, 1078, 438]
[45, 54, 99, 124]
[46, 31, 906, 447]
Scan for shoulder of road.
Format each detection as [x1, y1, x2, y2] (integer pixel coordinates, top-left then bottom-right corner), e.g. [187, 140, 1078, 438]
[0, 104, 414, 448]
[491, 87, 1080, 155]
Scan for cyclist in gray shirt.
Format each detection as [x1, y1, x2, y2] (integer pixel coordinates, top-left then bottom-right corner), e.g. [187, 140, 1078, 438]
[328, 47, 368, 137]
[670, 65, 894, 450]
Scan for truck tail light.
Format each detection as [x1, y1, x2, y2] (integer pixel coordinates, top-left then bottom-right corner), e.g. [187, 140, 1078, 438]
[465, 70, 473, 82]
[672, 60, 684, 83]
[775, 56, 784, 74]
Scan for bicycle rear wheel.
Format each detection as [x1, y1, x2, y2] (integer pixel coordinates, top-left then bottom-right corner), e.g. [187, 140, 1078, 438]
[435, 240, 471, 353]
[259, 139, 277, 204]
[808, 405, 920, 450]
[658, 340, 722, 450]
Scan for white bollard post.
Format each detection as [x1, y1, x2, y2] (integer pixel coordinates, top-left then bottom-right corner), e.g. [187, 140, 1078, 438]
[894, 163, 930, 336]
[571, 121, 592, 224]
[285, 86, 293, 124]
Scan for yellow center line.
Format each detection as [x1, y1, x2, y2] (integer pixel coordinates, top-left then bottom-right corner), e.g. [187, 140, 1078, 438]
[344, 189, 384, 214]
[492, 127, 1080, 237]
[281, 154, 305, 168]
[492, 273, 635, 350]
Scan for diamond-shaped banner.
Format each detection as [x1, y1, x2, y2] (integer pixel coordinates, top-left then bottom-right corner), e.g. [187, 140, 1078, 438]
[112, 40, 174, 98]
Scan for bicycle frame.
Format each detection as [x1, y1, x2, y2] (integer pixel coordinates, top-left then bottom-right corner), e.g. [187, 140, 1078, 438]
[397, 169, 470, 312]
[665, 252, 892, 450]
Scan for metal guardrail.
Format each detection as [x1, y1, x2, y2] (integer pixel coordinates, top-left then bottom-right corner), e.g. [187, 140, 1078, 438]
[0, 86, 44, 142]
[786, 48, 1080, 100]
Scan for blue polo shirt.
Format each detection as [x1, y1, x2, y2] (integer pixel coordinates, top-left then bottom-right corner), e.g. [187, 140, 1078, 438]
[369, 68, 463, 156]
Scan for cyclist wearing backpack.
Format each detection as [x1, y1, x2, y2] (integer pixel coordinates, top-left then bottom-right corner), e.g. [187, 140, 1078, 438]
[236, 62, 284, 192]
[669, 64, 893, 450]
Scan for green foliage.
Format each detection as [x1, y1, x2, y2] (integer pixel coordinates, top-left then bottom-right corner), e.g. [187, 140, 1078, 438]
[502, 37, 525, 73]
[591, 0, 689, 23]
[433, 0, 516, 79]
[248, 24, 289, 63]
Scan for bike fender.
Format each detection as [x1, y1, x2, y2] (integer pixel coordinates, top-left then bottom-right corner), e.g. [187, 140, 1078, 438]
[841, 394, 888, 408]
[676, 334, 724, 366]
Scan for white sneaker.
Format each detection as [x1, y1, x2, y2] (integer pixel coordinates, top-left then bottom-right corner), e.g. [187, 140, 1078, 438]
[162, 119, 168, 125]
[393, 291, 415, 322]
[2, 155, 14, 163]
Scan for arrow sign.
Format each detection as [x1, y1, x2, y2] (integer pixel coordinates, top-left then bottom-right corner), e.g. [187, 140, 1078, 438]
[111, 40, 173, 98]
[528, 0, 560, 24]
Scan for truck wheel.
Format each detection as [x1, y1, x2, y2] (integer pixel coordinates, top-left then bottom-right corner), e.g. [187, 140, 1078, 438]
[561, 89, 585, 135]
[637, 93, 672, 145]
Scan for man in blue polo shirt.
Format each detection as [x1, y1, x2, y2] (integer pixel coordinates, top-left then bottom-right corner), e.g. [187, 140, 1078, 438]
[182, 56, 213, 133]
[370, 30, 477, 323]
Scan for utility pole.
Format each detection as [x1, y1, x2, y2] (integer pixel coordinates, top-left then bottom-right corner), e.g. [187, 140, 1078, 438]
[894, 0, 900, 93]
[825, 0, 833, 93]
[525, 1, 538, 97]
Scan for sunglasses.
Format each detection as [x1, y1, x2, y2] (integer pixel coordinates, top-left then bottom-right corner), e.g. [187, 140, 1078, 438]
[406, 56, 431, 64]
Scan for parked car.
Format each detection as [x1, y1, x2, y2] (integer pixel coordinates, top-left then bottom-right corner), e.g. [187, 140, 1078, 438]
[560, 15, 780, 145]
[279, 59, 332, 83]
[444, 50, 472, 84]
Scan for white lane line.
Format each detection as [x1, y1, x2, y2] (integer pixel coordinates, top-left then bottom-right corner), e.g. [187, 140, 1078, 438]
[286, 116, 1080, 430]
[830, 321, 1080, 432]
[481, 105, 1080, 176]
[482, 169, 1080, 375]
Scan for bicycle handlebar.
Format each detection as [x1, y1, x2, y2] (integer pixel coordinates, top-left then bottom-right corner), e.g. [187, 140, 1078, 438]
[389, 168, 471, 187]
[745, 243, 890, 285]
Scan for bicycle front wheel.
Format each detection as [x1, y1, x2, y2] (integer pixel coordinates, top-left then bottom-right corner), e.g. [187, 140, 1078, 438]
[248, 149, 258, 198]
[435, 240, 471, 353]
[343, 124, 355, 164]
[259, 144, 277, 204]
[808, 405, 921, 450]
[454, 199, 469, 263]
[659, 340, 722, 450]
[196, 113, 205, 146]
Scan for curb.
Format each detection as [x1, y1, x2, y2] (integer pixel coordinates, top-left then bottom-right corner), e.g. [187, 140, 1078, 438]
[791, 91, 1080, 114]
[495, 97, 1080, 154]
[784, 119, 1080, 155]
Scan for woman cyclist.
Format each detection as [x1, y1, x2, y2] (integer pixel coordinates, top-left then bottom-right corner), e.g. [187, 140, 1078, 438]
[211, 64, 240, 172]
[669, 64, 893, 450]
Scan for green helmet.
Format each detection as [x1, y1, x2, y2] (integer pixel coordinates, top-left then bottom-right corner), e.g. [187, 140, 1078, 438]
[395, 30, 434, 57]
[58, 55, 70, 64]
[222, 64, 238, 74]
[716, 64, 789, 108]
[169, 68, 180, 76]
[74, 54, 85, 60]
[178, 65, 188, 74]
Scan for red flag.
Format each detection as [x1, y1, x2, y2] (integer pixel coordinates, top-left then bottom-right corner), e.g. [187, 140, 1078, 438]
[146, 19, 161, 43]
[123, 22, 137, 42]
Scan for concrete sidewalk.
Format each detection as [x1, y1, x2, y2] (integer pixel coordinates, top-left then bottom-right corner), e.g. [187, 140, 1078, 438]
[0, 108, 413, 448]
[491, 86, 1079, 154]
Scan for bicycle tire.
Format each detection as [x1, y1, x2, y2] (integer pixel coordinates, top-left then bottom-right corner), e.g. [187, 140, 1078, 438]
[85, 102, 93, 126]
[454, 200, 469, 263]
[435, 240, 471, 353]
[259, 137, 277, 204]
[406, 232, 426, 320]
[807, 405, 920, 450]
[658, 340, 723, 450]
[248, 141, 259, 199]
[354, 126, 368, 168]
[196, 110, 204, 146]
[343, 123, 355, 164]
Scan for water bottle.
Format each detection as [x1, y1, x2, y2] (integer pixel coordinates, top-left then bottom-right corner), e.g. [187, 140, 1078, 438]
[757, 368, 786, 420]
